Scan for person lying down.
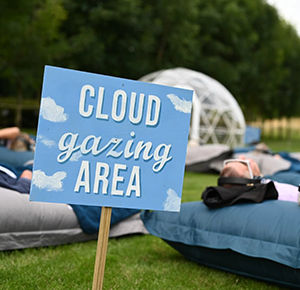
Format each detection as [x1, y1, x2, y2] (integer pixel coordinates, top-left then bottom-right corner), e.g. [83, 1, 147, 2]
[219, 155, 300, 204]
[0, 165, 32, 193]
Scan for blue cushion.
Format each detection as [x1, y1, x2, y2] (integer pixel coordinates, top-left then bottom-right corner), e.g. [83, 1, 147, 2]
[266, 171, 300, 187]
[141, 201, 300, 288]
[244, 125, 261, 145]
[0, 147, 34, 167]
[70, 205, 141, 234]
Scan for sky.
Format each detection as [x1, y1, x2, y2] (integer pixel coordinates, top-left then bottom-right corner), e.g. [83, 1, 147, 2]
[266, 0, 300, 35]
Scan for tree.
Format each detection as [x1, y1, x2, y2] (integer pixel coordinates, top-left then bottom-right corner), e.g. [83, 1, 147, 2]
[1, 0, 300, 126]
[272, 23, 300, 119]
[0, 0, 67, 125]
[61, 0, 200, 79]
[192, 0, 300, 121]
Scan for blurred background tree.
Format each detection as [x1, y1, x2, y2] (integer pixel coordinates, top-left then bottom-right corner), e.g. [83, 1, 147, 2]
[0, 0, 67, 126]
[60, 0, 200, 78]
[0, 0, 300, 128]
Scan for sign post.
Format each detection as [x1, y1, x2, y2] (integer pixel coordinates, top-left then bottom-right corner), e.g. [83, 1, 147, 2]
[92, 207, 112, 290]
[30, 65, 193, 288]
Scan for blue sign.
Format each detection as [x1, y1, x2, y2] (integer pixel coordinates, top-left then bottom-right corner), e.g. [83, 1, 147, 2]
[29, 66, 193, 212]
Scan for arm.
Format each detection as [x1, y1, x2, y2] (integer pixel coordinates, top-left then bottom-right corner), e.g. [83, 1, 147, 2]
[0, 127, 20, 140]
[20, 170, 32, 180]
[17, 170, 32, 193]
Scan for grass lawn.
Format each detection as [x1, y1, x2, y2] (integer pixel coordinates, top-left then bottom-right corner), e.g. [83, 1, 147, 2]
[0, 138, 298, 289]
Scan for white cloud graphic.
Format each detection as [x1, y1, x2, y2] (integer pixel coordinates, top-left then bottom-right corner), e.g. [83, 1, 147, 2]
[41, 97, 68, 122]
[70, 151, 82, 162]
[32, 169, 67, 191]
[167, 94, 192, 113]
[37, 135, 56, 148]
[163, 188, 181, 212]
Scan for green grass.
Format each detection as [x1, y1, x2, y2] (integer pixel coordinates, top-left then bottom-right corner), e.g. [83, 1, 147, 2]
[260, 137, 300, 153]
[0, 138, 296, 290]
[0, 231, 285, 290]
[0, 214, 286, 290]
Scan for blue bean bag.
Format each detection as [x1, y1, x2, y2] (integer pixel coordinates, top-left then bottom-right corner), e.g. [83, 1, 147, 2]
[0, 146, 34, 167]
[141, 200, 300, 288]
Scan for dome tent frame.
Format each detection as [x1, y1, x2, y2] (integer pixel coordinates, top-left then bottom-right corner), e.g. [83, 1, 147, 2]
[139, 68, 246, 148]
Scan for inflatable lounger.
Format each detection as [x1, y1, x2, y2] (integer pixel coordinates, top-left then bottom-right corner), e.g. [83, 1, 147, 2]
[0, 187, 148, 251]
[142, 200, 300, 289]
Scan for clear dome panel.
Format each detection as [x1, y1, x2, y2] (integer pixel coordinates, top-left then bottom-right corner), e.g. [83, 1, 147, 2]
[139, 68, 246, 147]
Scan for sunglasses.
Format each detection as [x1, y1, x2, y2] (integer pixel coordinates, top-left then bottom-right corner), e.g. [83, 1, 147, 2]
[223, 159, 253, 179]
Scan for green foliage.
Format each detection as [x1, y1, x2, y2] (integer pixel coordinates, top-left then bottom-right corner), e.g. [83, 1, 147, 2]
[192, 0, 300, 120]
[61, 0, 200, 79]
[1, 0, 300, 122]
[0, 0, 67, 105]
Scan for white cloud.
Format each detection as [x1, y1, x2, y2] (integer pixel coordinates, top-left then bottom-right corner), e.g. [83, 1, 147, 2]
[167, 94, 192, 113]
[37, 135, 56, 148]
[163, 188, 181, 212]
[70, 151, 82, 162]
[41, 97, 68, 122]
[32, 169, 67, 191]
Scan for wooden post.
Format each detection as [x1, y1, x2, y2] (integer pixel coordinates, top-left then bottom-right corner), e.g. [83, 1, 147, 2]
[92, 206, 112, 290]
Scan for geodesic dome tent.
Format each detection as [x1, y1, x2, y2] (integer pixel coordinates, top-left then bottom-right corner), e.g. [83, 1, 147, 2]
[139, 68, 246, 148]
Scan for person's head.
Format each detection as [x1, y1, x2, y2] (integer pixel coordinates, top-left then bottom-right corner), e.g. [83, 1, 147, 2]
[8, 133, 35, 152]
[220, 156, 261, 178]
[219, 156, 262, 187]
